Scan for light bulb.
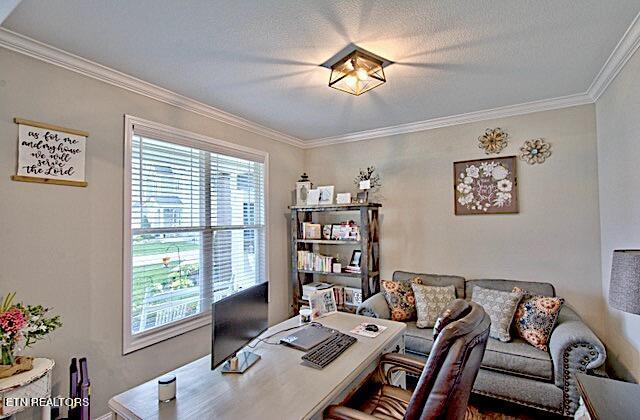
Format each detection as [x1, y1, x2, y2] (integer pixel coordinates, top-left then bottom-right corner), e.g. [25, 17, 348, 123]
[356, 68, 369, 81]
[345, 75, 358, 89]
[345, 59, 355, 71]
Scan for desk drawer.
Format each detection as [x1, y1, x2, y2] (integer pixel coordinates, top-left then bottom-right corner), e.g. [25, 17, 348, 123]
[383, 335, 405, 355]
[384, 336, 406, 387]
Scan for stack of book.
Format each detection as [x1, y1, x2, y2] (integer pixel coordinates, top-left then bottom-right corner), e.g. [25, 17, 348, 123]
[344, 265, 361, 274]
[297, 251, 333, 273]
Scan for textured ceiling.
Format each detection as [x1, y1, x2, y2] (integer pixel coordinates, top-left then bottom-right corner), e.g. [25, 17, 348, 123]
[4, 0, 639, 140]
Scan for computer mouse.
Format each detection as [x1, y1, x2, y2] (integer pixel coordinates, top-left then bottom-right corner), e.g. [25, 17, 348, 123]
[364, 324, 379, 332]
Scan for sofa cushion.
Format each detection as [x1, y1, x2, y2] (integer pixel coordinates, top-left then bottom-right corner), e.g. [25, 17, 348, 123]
[471, 286, 523, 342]
[381, 279, 416, 321]
[403, 322, 553, 381]
[411, 283, 457, 328]
[393, 271, 465, 299]
[482, 337, 553, 381]
[404, 321, 435, 356]
[513, 287, 564, 351]
[466, 279, 555, 299]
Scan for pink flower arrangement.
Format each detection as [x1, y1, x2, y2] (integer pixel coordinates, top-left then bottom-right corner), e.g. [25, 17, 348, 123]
[0, 308, 27, 335]
[1, 293, 62, 365]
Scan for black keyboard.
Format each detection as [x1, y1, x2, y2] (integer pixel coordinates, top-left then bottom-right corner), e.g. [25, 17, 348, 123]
[302, 332, 357, 369]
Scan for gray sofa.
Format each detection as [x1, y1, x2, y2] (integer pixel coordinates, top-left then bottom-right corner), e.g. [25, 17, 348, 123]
[356, 271, 606, 416]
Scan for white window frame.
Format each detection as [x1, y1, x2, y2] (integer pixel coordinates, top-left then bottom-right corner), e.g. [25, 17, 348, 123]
[123, 115, 269, 354]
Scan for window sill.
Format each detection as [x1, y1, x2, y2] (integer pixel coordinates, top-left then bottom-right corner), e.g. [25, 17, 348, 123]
[123, 311, 211, 355]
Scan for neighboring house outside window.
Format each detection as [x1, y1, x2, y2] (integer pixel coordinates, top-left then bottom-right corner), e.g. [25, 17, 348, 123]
[243, 202, 256, 254]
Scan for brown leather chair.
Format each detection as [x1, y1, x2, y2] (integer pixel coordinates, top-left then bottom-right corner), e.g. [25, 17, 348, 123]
[325, 299, 490, 420]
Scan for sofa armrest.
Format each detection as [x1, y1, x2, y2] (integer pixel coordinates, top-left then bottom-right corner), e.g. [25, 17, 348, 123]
[549, 305, 606, 415]
[356, 292, 390, 319]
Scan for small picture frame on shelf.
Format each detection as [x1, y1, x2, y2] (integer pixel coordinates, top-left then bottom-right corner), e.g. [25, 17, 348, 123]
[330, 223, 351, 240]
[344, 287, 363, 306]
[318, 186, 335, 205]
[349, 250, 362, 267]
[322, 225, 332, 240]
[330, 224, 342, 240]
[336, 193, 351, 204]
[306, 189, 320, 205]
[302, 223, 322, 240]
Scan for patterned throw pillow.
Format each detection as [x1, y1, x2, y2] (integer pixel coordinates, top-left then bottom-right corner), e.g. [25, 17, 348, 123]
[471, 286, 523, 342]
[411, 283, 457, 328]
[513, 287, 564, 351]
[381, 279, 418, 321]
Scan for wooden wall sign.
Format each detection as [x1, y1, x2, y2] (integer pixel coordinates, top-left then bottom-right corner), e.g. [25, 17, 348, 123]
[11, 118, 89, 187]
[454, 156, 518, 215]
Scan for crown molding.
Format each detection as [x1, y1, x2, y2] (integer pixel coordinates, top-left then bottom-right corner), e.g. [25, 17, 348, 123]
[588, 12, 640, 101]
[2, 11, 639, 151]
[0, 28, 306, 148]
[304, 93, 593, 148]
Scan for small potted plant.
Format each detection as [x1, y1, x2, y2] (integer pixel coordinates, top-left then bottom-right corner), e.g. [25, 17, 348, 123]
[354, 166, 382, 202]
[0, 292, 62, 378]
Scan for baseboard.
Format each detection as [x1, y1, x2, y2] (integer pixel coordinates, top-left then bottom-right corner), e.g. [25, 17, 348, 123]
[95, 413, 114, 420]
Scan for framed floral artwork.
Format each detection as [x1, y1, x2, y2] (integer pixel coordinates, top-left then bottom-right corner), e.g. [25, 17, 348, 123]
[454, 156, 518, 215]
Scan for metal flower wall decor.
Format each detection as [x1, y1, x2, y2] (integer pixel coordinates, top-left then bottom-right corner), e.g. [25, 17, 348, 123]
[519, 138, 551, 164]
[478, 128, 508, 155]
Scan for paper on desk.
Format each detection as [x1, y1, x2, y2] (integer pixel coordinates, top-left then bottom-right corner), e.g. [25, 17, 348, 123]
[350, 323, 387, 338]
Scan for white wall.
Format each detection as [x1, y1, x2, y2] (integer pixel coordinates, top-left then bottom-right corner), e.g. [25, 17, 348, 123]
[596, 47, 640, 381]
[305, 105, 605, 336]
[0, 48, 304, 417]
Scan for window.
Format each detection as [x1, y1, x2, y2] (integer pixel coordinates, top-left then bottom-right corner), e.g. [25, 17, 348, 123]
[123, 116, 268, 353]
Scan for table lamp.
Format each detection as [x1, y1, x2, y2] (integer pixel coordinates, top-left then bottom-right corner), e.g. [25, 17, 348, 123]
[609, 250, 640, 315]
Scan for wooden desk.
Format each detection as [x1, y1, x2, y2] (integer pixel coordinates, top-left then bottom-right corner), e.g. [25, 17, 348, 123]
[576, 373, 640, 420]
[109, 312, 405, 420]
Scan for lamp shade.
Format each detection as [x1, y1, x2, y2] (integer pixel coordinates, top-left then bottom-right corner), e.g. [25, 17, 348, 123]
[609, 250, 640, 315]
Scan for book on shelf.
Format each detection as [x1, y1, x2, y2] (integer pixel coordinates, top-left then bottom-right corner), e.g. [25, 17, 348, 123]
[343, 265, 362, 274]
[297, 250, 333, 273]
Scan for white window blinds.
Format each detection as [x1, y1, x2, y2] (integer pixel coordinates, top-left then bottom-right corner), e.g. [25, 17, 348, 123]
[128, 132, 266, 337]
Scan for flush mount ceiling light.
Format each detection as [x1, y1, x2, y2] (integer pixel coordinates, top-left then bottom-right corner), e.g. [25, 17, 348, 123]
[329, 50, 386, 96]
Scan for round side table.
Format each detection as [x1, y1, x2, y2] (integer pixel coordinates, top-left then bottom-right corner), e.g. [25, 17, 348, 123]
[0, 358, 55, 420]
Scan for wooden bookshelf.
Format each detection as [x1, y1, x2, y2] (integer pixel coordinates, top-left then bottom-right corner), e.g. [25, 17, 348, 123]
[290, 203, 381, 314]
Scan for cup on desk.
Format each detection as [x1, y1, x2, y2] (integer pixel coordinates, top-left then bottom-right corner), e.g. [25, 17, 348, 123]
[299, 308, 312, 324]
[158, 374, 176, 403]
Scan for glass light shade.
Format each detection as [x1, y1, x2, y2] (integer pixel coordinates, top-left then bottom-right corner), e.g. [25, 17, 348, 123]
[329, 50, 386, 96]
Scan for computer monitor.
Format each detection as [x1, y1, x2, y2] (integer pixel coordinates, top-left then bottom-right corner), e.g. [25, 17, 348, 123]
[211, 281, 269, 373]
